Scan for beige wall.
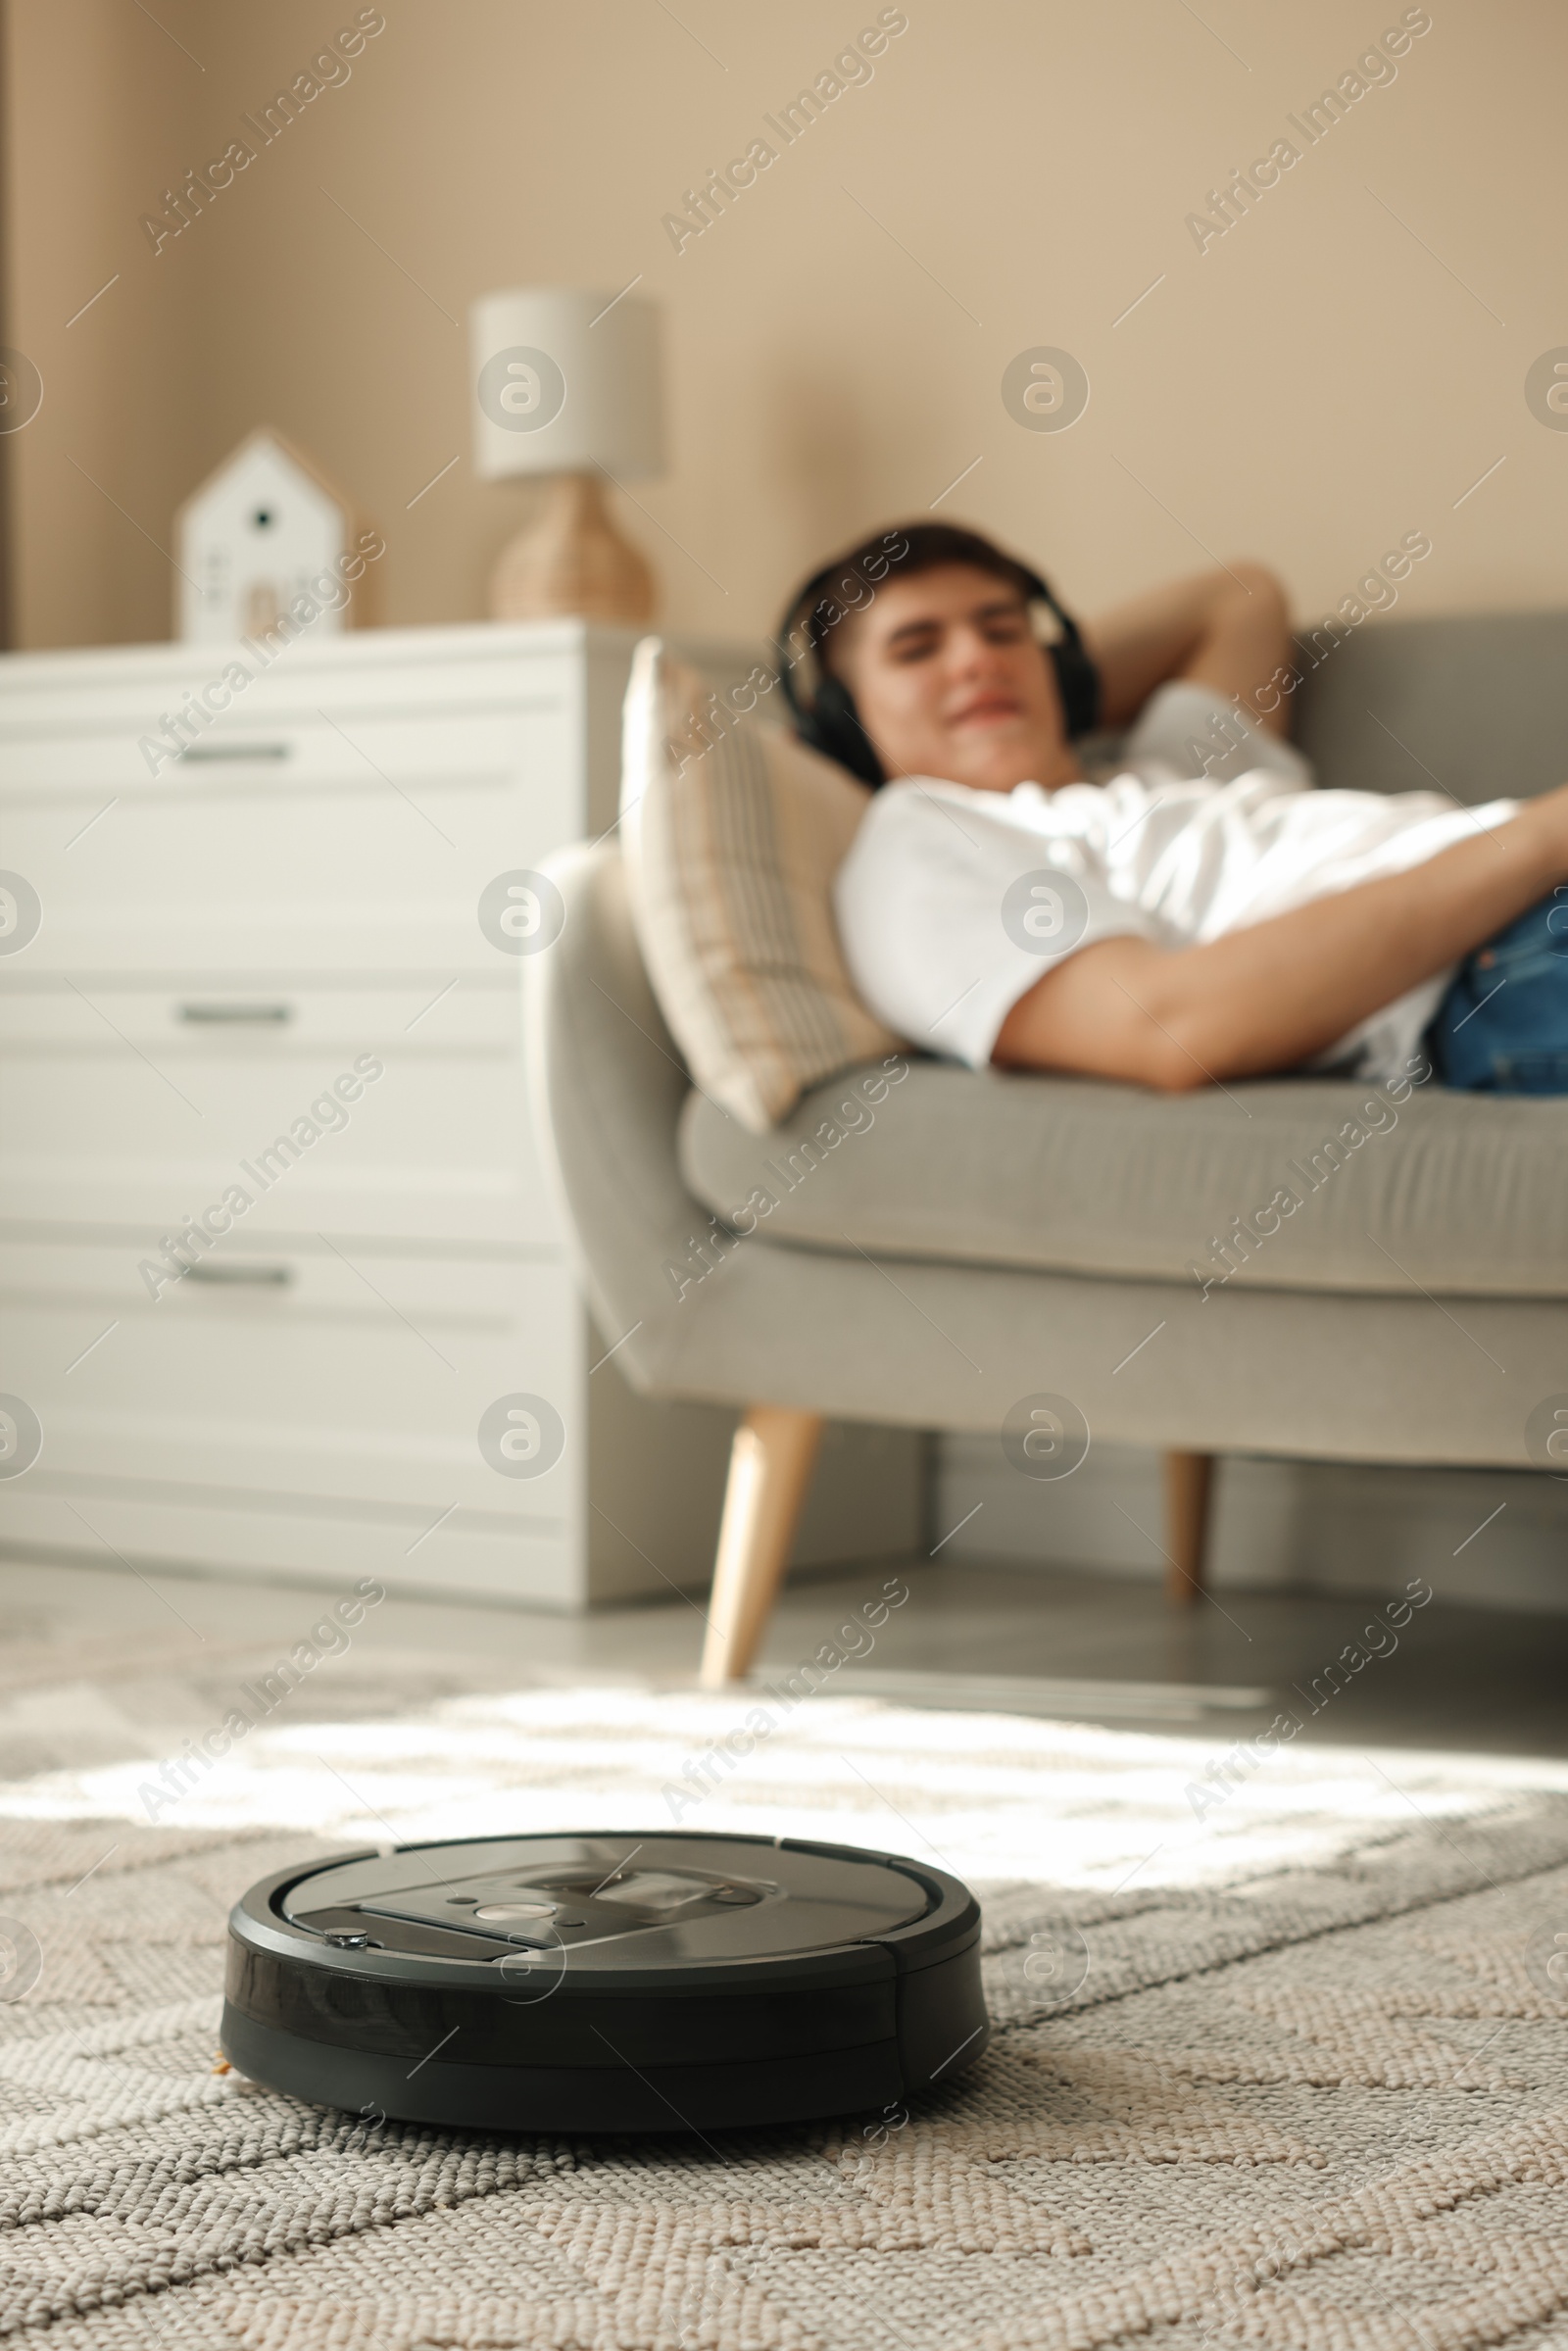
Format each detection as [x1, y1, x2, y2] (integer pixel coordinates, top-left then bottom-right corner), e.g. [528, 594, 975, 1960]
[3, 0, 198, 647]
[5, 0, 1565, 653]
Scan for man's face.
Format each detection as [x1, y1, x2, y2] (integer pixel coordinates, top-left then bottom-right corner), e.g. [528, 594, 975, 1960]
[832, 563, 1076, 794]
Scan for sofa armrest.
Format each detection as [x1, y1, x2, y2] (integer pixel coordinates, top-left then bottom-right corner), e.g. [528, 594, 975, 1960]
[524, 840, 716, 1393]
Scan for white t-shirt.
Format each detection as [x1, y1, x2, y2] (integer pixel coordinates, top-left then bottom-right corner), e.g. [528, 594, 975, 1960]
[833, 681, 1518, 1082]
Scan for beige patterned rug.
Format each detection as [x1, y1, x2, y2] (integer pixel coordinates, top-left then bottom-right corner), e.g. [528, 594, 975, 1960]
[4, 1684, 1568, 2350]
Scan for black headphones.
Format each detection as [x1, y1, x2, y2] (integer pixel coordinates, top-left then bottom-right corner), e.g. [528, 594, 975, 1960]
[774, 551, 1101, 787]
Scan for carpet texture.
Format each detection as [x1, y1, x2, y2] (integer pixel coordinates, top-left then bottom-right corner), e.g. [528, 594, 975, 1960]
[3, 1686, 1568, 2349]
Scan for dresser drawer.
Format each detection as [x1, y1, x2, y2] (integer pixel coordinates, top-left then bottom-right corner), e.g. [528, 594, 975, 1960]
[0, 978, 518, 1050]
[0, 1481, 580, 1607]
[0, 708, 577, 975]
[0, 1242, 585, 1525]
[0, 987, 554, 1245]
[0, 697, 569, 794]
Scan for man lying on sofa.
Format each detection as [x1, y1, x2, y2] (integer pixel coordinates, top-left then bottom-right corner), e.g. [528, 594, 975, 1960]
[788, 522, 1566, 1095]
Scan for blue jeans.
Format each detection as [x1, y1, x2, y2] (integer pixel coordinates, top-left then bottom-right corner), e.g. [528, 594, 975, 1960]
[1426, 889, 1568, 1092]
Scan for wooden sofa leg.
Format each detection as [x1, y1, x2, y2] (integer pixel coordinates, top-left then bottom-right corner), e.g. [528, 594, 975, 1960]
[1163, 1450, 1214, 1605]
[698, 1407, 823, 1689]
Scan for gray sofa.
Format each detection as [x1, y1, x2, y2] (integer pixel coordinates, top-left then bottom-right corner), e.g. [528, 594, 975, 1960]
[526, 611, 1568, 1683]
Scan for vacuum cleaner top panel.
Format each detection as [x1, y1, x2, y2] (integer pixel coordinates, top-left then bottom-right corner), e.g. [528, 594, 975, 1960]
[280, 1834, 934, 1977]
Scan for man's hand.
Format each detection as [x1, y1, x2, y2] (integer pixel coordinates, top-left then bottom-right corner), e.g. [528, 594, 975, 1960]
[994, 785, 1568, 1089]
[1082, 563, 1295, 739]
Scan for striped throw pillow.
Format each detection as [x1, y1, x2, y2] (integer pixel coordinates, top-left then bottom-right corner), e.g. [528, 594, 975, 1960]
[619, 636, 906, 1133]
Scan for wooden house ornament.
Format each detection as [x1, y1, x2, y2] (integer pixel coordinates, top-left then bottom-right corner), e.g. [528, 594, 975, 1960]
[176, 429, 358, 643]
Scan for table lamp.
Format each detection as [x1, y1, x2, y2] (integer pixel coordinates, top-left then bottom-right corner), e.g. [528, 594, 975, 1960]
[471, 286, 665, 624]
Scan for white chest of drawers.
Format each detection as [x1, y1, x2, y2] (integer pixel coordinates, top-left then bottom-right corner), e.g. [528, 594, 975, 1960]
[0, 621, 917, 1608]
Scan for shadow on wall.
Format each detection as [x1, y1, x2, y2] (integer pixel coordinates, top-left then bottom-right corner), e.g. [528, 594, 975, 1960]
[935, 1439, 1568, 1618]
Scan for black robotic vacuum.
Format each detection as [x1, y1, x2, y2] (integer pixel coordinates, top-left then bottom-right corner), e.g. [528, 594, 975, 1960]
[222, 1829, 989, 2132]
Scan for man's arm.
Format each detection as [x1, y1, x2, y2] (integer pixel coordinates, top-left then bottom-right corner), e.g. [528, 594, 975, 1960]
[994, 789, 1568, 1091]
[1081, 563, 1294, 737]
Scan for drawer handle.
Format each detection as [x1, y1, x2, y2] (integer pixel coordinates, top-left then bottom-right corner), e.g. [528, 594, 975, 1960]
[176, 742, 293, 763]
[177, 1002, 293, 1024]
[185, 1261, 293, 1287]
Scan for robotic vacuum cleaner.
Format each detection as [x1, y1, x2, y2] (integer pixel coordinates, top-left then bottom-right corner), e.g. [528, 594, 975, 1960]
[223, 1829, 989, 2132]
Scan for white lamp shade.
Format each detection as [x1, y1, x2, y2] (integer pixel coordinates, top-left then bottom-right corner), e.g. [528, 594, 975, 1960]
[471, 287, 664, 482]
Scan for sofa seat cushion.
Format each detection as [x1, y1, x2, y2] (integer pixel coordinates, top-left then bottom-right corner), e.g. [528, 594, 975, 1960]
[678, 1057, 1568, 1298]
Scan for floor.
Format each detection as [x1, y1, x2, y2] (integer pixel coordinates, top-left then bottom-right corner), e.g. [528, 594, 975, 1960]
[3, 1544, 1564, 1777]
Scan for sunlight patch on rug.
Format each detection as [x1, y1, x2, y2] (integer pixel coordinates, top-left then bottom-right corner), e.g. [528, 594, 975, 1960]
[3, 1682, 1566, 1888]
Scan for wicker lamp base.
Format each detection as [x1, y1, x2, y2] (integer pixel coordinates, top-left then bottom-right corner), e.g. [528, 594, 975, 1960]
[489, 470, 656, 625]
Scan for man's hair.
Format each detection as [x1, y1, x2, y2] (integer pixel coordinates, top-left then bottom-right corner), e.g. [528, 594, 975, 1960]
[784, 521, 1042, 680]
